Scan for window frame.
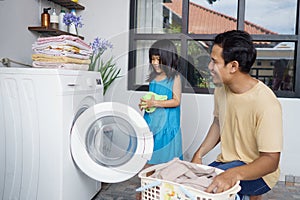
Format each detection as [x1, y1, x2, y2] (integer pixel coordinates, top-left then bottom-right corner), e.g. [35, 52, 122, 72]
[128, 0, 300, 98]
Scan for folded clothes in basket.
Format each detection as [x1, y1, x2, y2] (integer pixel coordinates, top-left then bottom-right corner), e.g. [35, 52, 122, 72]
[149, 158, 217, 191]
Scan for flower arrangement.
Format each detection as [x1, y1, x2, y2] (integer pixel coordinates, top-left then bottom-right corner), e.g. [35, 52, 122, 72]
[63, 11, 83, 35]
[89, 37, 122, 95]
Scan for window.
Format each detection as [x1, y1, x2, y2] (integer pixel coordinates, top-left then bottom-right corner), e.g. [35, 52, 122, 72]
[128, 0, 300, 97]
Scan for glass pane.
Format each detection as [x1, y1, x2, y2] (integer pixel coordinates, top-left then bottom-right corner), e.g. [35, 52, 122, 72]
[251, 42, 295, 91]
[135, 40, 181, 85]
[186, 40, 213, 89]
[136, 0, 182, 33]
[245, 0, 297, 34]
[189, 0, 237, 34]
[186, 40, 295, 92]
[135, 40, 154, 85]
[86, 116, 137, 167]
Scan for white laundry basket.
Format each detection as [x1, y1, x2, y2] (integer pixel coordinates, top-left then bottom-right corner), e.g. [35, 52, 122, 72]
[137, 162, 241, 200]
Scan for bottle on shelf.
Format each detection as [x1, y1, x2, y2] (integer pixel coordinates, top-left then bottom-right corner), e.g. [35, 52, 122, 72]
[41, 7, 51, 27]
[68, 9, 77, 35]
[59, 9, 67, 32]
[29, 1, 85, 39]
[50, 8, 59, 29]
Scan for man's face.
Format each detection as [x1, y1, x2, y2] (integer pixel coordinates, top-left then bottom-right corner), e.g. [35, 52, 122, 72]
[208, 44, 230, 86]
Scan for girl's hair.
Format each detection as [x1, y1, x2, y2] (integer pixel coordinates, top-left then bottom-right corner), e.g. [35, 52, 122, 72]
[147, 39, 179, 82]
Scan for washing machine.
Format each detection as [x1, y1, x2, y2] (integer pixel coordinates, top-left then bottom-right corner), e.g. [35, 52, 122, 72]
[0, 67, 153, 200]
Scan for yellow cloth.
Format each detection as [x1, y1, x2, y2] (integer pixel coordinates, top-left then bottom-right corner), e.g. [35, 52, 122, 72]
[32, 54, 91, 64]
[213, 81, 283, 188]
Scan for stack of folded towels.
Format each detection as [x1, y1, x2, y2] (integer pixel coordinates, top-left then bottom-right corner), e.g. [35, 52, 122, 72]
[32, 35, 92, 70]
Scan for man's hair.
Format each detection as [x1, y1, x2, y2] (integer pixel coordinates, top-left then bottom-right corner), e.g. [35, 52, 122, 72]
[213, 30, 257, 73]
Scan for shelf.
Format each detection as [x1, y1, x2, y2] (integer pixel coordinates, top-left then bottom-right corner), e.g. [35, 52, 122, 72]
[28, 26, 84, 40]
[28, 0, 85, 39]
[47, 0, 85, 10]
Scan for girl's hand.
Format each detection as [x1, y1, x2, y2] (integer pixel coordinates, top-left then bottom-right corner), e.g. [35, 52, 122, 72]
[139, 95, 155, 111]
[138, 99, 145, 111]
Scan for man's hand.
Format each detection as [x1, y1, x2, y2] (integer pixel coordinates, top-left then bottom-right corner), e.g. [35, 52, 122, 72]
[191, 153, 203, 164]
[205, 168, 238, 193]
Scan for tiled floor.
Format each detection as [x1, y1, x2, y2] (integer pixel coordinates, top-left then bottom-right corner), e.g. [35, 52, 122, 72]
[92, 175, 140, 200]
[93, 176, 300, 200]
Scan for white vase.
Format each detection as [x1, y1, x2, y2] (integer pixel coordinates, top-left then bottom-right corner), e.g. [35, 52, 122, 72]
[68, 23, 77, 35]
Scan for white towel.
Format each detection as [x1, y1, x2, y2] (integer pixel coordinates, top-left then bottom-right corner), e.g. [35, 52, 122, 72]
[32, 61, 89, 70]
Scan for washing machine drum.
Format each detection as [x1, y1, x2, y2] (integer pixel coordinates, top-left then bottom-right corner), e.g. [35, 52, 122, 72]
[70, 102, 153, 183]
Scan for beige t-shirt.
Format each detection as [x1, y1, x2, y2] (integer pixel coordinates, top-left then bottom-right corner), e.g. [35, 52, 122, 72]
[213, 81, 283, 188]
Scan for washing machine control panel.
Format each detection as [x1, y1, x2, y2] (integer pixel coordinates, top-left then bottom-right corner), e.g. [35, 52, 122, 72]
[96, 78, 102, 85]
[61, 71, 103, 95]
[86, 78, 102, 88]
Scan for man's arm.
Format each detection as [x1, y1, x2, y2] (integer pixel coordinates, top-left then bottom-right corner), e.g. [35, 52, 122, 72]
[191, 117, 221, 164]
[206, 151, 280, 193]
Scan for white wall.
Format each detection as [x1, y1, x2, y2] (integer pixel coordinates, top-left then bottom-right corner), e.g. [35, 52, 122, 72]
[0, 0, 38, 65]
[0, 0, 299, 181]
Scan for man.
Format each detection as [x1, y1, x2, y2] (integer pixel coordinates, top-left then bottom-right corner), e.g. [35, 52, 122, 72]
[192, 30, 283, 200]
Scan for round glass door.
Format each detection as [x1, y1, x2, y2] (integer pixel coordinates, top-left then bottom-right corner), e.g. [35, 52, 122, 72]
[70, 102, 153, 183]
[86, 116, 137, 167]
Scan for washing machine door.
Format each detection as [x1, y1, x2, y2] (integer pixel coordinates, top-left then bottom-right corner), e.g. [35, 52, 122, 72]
[70, 102, 153, 183]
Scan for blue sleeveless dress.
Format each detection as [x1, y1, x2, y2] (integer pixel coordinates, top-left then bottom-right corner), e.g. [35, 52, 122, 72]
[144, 77, 183, 164]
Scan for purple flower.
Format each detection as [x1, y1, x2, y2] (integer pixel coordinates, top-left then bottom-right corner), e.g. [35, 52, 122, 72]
[89, 37, 113, 72]
[88, 37, 121, 94]
[63, 12, 83, 28]
[90, 37, 113, 54]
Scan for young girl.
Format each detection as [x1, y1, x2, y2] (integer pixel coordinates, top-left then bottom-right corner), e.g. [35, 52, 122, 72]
[139, 39, 183, 165]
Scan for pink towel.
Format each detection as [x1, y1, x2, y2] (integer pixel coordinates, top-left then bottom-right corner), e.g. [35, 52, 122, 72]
[33, 40, 92, 52]
[36, 35, 91, 50]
